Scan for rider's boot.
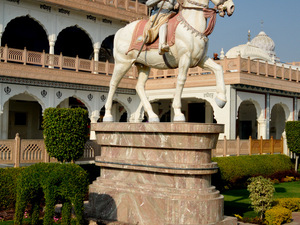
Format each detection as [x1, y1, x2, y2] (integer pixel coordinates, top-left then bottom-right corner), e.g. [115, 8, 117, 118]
[158, 23, 169, 55]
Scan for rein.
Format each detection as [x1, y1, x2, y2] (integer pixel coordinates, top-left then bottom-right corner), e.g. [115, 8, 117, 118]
[177, 0, 217, 38]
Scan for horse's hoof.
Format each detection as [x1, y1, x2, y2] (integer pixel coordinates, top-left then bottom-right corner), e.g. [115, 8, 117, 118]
[215, 95, 227, 108]
[149, 117, 160, 123]
[173, 114, 186, 122]
[103, 115, 114, 122]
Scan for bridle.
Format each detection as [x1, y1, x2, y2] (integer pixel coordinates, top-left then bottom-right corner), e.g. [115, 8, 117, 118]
[178, 0, 226, 13]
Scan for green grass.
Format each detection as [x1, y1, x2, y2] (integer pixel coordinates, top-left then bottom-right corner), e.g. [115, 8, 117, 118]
[223, 180, 300, 218]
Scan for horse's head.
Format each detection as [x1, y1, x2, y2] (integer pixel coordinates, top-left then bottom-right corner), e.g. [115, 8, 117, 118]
[211, 0, 235, 17]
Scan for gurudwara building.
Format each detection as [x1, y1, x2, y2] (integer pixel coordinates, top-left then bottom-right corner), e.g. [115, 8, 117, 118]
[0, 0, 299, 159]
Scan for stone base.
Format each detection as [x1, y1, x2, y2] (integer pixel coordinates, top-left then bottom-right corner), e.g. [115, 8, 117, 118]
[87, 123, 237, 225]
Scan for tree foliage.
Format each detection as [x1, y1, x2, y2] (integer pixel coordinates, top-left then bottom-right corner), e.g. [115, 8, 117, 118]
[247, 176, 275, 219]
[285, 121, 300, 155]
[42, 108, 89, 162]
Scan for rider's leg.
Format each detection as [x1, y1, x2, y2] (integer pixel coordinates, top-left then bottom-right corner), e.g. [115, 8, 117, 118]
[158, 23, 169, 55]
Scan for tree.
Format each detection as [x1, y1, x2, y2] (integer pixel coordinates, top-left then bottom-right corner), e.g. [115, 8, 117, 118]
[285, 121, 300, 171]
[42, 108, 89, 163]
[247, 176, 275, 219]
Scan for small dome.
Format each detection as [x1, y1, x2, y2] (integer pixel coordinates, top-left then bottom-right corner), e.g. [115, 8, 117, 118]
[250, 31, 275, 53]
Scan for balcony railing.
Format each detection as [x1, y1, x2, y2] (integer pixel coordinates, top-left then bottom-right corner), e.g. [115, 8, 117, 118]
[0, 46, 299, 83]
[0, 134, 100, 167]
[213, 136, 283, 157]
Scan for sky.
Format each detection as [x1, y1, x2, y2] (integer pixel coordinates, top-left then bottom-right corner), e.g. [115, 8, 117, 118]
[207, 0, 300, 63]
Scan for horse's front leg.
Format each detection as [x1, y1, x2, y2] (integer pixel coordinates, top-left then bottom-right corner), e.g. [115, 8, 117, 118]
[136, 64, 159, 122]
[103, 61, 133, 122]
[200, 57, 227, 108]
[172, 55, 190, 122]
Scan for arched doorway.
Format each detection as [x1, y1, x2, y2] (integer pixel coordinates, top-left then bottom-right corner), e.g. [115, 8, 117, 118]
[97, 102, 127, 122]
[1, 15, 49, 52]
[270, 104, 286, 139]
[55, 26, 93, 59]
[99, 35, 114, 63]
[7, 94, 43, 139]
[237, 101, 257, 139]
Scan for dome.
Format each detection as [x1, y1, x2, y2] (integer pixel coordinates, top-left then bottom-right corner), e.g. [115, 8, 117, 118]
[250, 31, 275, 54]
[225, 43, 273, 62]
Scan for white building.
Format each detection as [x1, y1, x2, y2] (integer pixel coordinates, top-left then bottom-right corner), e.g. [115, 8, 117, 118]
[0, 0, 299, 151]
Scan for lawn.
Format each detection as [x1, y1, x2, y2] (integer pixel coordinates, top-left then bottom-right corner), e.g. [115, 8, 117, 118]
[223, 180, 300, 218]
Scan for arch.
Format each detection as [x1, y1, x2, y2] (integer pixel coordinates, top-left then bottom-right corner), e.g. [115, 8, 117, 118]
[236, 98, 263, 120]
[237, 100, 257, 139]
[1, 15, 49, 52]
[99, 34, 115, 63]
[97, 101, 130, 122]
[4, 91, 46, 112]
[5, 93, 44, 139]
[56, 96, 91, 114]
[55, 25, 93, 59]
[270, 103, 287, 139]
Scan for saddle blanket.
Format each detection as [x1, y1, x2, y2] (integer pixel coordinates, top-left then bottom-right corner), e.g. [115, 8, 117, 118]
[127, 13, 181, 54]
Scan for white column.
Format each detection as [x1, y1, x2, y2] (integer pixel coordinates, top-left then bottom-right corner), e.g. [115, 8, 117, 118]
[266, 93, 270, 139]
[48, 34, 56, 69]
[282, 130, 288, 156]
[229, 87, 237, 139]
[205, 102, 213, 123]
[294, 97, 298, 121]
[257, 118, 267, 139]
[93, 42, 100, 74]
[1, 102, 9, 139]
[89, 110, 100, 140]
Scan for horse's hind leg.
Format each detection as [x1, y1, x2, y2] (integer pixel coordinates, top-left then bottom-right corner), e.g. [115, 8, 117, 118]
[136, 64, 159, 122]
[201, 57, 227, 108]
[103, 61, 133, 122]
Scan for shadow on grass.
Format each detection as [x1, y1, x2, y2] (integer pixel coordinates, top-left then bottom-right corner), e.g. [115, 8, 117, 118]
[274, 187, 287, 193]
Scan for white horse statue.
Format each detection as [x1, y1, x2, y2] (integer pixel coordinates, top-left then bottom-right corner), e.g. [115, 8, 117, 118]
[103, 0, 235, 122]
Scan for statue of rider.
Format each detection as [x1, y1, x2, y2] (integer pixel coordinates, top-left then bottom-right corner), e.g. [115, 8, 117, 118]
[144, 0, 179, 55]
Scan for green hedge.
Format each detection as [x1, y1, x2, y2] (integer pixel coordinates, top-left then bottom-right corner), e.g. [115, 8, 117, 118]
[43, 108, 89, 162]
[0, 167, 24, 210]
[212, 155, 294, 189]
[15, 163, 89, 225]
[286, 121, 300, 155]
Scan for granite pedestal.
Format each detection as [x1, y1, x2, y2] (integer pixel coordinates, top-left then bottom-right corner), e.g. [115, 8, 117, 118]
[88, 123, 237, 225]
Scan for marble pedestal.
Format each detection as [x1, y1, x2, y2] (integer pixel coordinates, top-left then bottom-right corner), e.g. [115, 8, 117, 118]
[88, 123, 237, 225]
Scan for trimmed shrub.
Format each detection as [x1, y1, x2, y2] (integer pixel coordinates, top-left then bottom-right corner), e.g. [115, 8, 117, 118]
[247, 176, 275, 219]
[0, 167, 24, 210]
[212, 154, 294, 189]
[43, 108, 89, 162]
[286, 121, 300, 171]
[265, 206, 292, 225]
[285, 121, 300, 155]
[275, 198, 300, 212]
[15, 163, 89, 225]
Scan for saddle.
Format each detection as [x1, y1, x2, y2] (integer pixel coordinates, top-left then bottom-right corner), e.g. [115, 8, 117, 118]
[127, 13, 181, 54]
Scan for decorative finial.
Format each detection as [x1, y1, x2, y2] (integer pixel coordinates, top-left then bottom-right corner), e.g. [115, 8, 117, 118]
[260, 20, 264, 31]
[248, 30, 251, 42]
[220, 48, 224, 59]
